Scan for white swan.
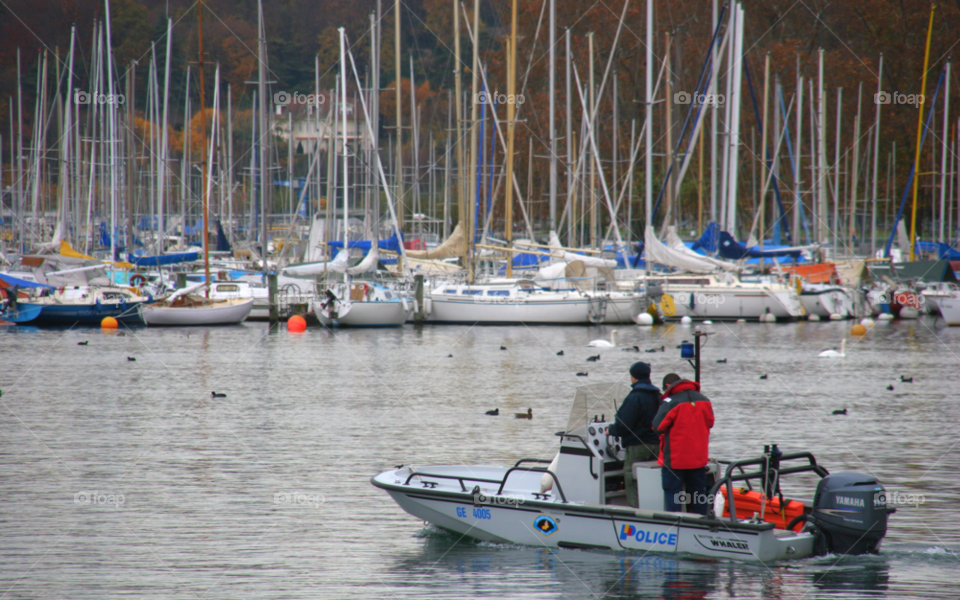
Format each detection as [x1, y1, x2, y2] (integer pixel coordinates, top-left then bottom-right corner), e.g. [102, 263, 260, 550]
[587, 330, 619, 348]
[818, 339, 846, 358]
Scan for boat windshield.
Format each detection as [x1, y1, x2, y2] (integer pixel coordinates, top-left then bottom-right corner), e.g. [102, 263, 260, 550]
[566, 382, 630, 432]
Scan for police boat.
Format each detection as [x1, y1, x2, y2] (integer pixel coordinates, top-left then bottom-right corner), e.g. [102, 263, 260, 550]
[372, 381, 894, 562]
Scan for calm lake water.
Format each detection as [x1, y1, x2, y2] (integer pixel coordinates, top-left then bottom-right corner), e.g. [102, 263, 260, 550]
[1, 318, 958, 599]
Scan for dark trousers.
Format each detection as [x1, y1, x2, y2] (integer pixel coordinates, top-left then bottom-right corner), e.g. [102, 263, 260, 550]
[623, 443, 658, 508]
[661, 466, 708, 514]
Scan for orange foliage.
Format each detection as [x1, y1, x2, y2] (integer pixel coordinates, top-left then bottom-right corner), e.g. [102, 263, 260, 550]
[179, 109, 225, 158]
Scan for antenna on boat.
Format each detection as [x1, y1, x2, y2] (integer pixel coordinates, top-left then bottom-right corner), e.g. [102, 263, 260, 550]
[679, 328, 710, 383]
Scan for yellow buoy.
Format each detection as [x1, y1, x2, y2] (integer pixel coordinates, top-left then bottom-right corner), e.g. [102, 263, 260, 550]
[659, 294, 677, 317]
[850, 324, 867, 337]
[101, 316, 119, 329]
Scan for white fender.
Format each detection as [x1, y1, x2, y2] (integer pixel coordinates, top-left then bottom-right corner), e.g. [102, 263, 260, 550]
[424, 297, 433, 315]
[540, 453, 560, 493]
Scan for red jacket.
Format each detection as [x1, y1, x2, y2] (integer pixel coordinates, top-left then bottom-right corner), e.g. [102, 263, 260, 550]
[652, 380, 714, 469]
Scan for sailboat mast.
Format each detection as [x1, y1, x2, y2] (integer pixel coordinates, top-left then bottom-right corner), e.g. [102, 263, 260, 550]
[505, 0, 517, 277]
[565, 29, 573, 245]
[939, 61, 951, 242]
[453, 0, 464, 242]
[909, 4, 935, 260]
[395, 0, 403, 236]
[644, 0, 653, 228]
[709, 0, 718, 224]
[197, 1, 210, 292]
[468, 0, 480, 282]
[548, 0, 556, 233]
[160, 18, 172, 255]
[258, 0, 268, 276]
[340, 28, 349, 283]
[103, 2, 116, 262]
[871, 54, 883, 253]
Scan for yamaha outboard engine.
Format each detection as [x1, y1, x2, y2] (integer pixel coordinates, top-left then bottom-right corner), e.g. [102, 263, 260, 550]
[807, 472, 894, 555]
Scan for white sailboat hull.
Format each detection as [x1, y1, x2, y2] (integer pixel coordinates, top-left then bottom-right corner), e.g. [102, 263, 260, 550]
[800, 287, 855, 318]
[668, 287, 802, 320]
[427, 294, 592, 324]
[313, 300, 410, 327]
[139, 298, 254, 326]
[937, 295, 960, 325]
[586, 292, 646, 324]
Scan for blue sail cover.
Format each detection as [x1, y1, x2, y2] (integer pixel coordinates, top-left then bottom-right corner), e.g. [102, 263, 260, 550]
[692, 223, 721, 253]
[127, 252, 200, 267]
[215, 220, 232, 252]
[0, 273, 55, 290]
[915, 241, 960, 260]
[630, 242, 647, 268]
[327, 232, 404, 253]
[99, 222, 143, 249]
[718, 231, 804, 259]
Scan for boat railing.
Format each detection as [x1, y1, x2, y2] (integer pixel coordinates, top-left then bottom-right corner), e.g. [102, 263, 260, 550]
[496, 464, 568, 503]
[556, 431, 599, 479]
[402, 461, 569, 504]
[709, 451, 828, 523]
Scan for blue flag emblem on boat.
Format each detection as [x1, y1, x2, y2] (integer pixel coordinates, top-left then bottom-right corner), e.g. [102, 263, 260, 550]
[533, 515, 558, 536]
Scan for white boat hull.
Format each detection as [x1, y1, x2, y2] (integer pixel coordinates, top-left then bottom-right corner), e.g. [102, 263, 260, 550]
[139, 298, 254, 326]
[667, 287, 802, 320]
[313, 300, 409, 327]
[938, 295, 960, 325]
[373, 467, 813, 562]
[800, 287, 855, 319]
[586, 292, 646, 324]
[427, 294, 592, 323]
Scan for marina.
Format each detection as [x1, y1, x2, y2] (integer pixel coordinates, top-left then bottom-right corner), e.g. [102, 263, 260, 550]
[1, 321, 959, 598]
[2, 0, 960, 597]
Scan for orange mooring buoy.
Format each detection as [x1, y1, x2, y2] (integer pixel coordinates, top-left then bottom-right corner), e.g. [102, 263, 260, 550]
[287, 314, 307, 333]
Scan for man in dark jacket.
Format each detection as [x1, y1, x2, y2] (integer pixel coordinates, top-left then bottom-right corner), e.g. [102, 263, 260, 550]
[607, 361, 661, 508]
[653, 373, 714, 514]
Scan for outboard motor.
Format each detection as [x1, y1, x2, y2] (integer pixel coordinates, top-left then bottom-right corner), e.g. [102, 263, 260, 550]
[807, 472, 894, 555]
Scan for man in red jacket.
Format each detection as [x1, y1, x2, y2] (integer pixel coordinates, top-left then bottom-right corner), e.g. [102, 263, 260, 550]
[652, 373, 714, 514]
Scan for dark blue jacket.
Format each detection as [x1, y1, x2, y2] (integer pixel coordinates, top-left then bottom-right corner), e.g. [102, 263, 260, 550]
[608, 379, 661, 447]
